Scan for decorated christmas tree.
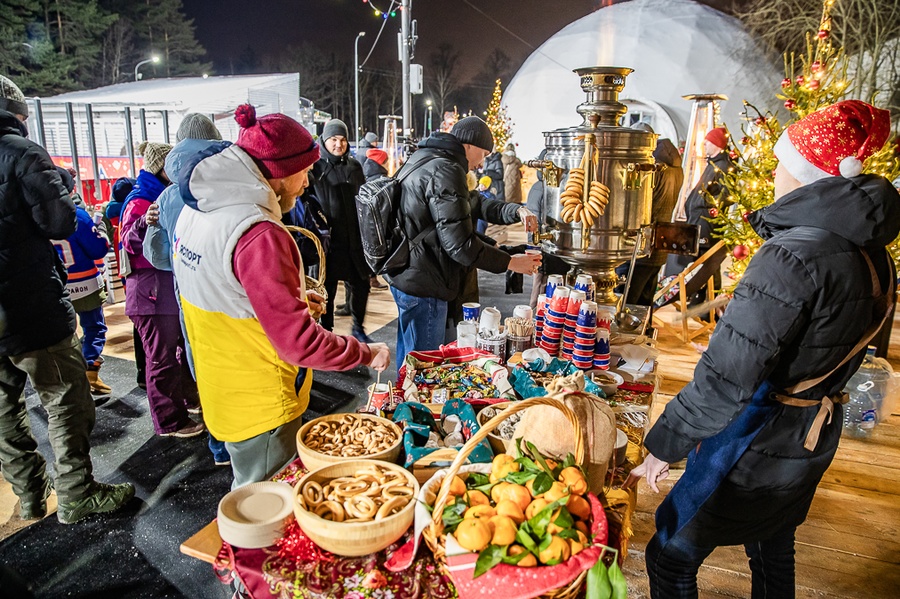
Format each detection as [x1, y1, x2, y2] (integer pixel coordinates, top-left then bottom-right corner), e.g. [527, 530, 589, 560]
[484, 79, 514, 150]
[708, 0, 900, 280]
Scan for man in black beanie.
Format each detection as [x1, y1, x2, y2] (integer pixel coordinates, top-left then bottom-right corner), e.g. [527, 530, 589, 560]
[312, 119, 372, 341]
[384, 116, 540, 364]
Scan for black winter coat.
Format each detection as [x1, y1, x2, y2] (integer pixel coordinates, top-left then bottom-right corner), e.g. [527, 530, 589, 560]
[684, 151, 733, 247]
[312, 145, 369, 279]
[386, 133, 511, 301]
[646, 174, 900, 543]
[0, 110, 77, 356]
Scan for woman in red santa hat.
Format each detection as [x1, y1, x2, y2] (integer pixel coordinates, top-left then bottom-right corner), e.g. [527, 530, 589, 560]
[627, 100, 900, 598]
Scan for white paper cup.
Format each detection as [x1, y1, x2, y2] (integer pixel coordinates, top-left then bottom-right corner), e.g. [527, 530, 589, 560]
[513, 305, 534, 321]
[479, 307, 502, 335]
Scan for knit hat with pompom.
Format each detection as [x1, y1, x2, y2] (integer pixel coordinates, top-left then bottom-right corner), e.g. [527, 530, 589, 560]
[233, 104, 318, 179]
[774, 100, 891, 184]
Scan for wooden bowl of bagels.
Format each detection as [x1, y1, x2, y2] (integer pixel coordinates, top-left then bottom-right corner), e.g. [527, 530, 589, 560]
[292, 460, 419, 556]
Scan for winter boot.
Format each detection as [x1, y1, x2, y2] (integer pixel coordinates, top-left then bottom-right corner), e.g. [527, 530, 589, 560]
[57, 482, 135, 524]
[86, 365, 112, 395]
[19, 479, 53, 520]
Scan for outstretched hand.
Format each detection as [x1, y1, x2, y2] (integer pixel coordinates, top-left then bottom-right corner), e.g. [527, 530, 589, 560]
[623, 452, 670, 493]
[367, 342, 390, 372]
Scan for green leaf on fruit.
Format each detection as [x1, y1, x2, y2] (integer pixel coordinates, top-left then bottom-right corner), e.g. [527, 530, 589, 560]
[553, 507, 574, 530]
[474, 544, 507, 578]
[441, 501, 467, 534]
[502, 471, 537, 485]
[532, 472, 553, 496]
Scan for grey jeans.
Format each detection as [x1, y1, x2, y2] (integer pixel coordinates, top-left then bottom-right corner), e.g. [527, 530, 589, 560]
[0, 335, 95, 505]
[225, 416, 304, 490]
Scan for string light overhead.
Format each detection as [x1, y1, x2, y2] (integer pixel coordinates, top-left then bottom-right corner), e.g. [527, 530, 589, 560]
[361, 0, 398, 19]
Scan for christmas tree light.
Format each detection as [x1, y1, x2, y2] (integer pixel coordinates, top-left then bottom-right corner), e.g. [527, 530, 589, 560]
[708, 0, 900, 281]
[484, 79, 514, 150]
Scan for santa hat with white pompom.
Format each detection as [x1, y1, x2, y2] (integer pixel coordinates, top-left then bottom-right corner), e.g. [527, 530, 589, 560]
[773, 99, 891, 185]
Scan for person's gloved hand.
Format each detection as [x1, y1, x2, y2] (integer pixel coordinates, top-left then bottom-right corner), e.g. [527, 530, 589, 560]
[623, 451, 670, 493]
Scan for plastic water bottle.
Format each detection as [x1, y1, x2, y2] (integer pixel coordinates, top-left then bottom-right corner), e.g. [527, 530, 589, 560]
[842, 346, 887, 437]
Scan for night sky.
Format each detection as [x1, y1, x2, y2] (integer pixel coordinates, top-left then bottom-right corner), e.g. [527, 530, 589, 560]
[182, 0, 605, 80]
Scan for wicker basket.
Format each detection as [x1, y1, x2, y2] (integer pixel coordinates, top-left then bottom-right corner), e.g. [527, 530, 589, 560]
[285, 225, 327, 302]
[423, 395, 588, 599]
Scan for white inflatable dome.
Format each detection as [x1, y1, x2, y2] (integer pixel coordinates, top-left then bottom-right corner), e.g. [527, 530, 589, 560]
[505, 0, 780, 159]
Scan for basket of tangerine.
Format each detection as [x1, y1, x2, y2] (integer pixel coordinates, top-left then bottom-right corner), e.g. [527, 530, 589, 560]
[422, 396, 611, 599]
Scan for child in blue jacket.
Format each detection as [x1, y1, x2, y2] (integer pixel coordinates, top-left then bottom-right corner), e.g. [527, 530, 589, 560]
[53, 167, 111, 394]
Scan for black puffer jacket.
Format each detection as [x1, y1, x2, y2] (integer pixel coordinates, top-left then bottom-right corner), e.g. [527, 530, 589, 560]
[684, 151, 733, 246]
[386, 133, 511, 301]
[0, 110, 77, 355]
[312, 144, 368, 279]
[646, 174, 900, 541]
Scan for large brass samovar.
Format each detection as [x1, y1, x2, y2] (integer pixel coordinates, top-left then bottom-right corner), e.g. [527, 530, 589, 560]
[531, 67, 659, 305]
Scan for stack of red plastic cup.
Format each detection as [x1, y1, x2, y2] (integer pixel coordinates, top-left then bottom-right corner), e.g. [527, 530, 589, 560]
[534, 294, 547, 345]
[593, 328, 610, 370]
[561, 289, 585, 360]
[540, 286, 569, 356]
[593, 304, 613, 369]
[572, 300, 597, 369]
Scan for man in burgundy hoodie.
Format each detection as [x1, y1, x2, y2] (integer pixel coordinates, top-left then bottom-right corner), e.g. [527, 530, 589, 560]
[173, 105, 390, 487]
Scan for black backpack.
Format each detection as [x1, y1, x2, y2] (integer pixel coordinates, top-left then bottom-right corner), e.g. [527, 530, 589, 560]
[355, 157, 436, 275]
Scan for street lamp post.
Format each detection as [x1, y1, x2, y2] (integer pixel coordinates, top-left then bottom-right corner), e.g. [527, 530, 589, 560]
[354, 31, 366, 151]
[134, 55, 160, 82]
[426, 99, 433, 136]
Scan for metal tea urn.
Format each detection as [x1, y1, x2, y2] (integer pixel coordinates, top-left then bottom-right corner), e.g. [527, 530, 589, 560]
[528, 67, 661, 305]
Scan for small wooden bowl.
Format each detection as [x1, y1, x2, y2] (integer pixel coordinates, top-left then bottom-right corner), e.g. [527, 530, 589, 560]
[292, 460, 419, 556]
[476, 401, 514, 455]
[296, 413, 402, 472]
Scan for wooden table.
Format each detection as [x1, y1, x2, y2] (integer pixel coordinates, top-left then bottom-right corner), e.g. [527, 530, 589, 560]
[180, 520, 223, 565]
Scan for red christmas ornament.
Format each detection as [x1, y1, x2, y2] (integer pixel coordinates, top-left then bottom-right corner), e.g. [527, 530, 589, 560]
[733, 244, 750, 260]
[741, 136, 750, 145]
[808, 79, 820, 90]
[811, 61, 822, 73]
[729, 150, 739, 160]
[781, 78, 791, 88]
[817, 29, 830, 39]
[784, 99, 796, 110]
[754, 117, 766, 126]
[709, 208, 719, 218]
[742, 211, 751, 222]
[796, 76, 805, 86]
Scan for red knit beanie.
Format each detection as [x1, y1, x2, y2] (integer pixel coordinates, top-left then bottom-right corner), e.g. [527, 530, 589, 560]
[366, 148, 389, 166]
[704, 127, 728, 151]
[234, 104, 319, 179]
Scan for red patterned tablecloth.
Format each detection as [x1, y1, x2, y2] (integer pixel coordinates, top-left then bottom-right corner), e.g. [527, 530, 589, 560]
[215, 459, 457, 599]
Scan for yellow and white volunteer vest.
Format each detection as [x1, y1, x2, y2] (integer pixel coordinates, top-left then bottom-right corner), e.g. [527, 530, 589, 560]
[173, 202, 310, 443]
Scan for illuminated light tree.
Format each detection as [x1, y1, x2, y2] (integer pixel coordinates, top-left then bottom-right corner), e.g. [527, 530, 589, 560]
[484, 79, 514, 150]
[708, 0, 900, 281]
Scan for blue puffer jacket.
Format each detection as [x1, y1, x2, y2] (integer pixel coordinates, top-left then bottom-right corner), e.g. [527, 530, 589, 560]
[0, 110, 77, 355]
[143, 139, 225, 271]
